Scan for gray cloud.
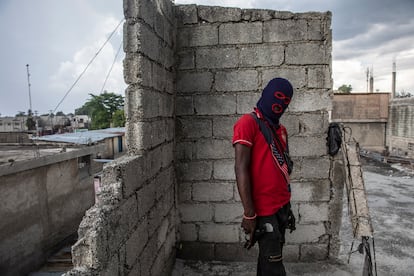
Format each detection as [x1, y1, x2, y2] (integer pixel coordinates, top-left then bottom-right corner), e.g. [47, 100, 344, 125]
[0, 0, 123, 116]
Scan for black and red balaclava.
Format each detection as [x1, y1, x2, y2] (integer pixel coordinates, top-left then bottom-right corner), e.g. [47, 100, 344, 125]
[257, 77, 293, 127]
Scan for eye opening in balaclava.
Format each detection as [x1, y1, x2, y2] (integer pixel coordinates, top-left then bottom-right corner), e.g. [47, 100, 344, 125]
[257, 77, 293, 127]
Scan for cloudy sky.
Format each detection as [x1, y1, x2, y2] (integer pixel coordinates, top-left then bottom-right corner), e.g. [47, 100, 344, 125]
[0, 0, 413, 116]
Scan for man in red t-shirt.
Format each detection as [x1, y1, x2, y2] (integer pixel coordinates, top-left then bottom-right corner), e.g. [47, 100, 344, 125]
[233, 78, 296, 276]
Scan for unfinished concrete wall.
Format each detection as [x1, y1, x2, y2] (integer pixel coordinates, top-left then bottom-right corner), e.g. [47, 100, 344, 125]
[331, 93, 389, 152]
[175, 5, 336, 262]
[66, 0, 177, 275]
[0, 146, 102, 276]
[388, 97, 414, 158]
[67, 3, 339, 274]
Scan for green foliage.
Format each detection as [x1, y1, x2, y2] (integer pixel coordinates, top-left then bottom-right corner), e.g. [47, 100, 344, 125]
[75, 91, 124, 130]
[26, 109, 36, 130]
[337, 84, 352, 93]
[55, 111, 65, 116]
[111, 109, 126, 127]
[16, 111, 26, 117]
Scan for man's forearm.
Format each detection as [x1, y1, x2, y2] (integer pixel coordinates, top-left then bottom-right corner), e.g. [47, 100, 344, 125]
[234, 144, 255, 216]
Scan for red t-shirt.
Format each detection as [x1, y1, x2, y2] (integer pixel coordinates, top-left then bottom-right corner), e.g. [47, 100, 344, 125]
[232, 110, 291, 216]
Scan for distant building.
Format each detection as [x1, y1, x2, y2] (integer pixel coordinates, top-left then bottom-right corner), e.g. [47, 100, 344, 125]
[0, 116, 28, 132]
[71, 115, 91, 130]
[331, 92, 390, 152]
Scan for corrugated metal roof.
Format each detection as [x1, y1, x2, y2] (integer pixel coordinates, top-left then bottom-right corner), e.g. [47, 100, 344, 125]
[31, 127, 125, 145]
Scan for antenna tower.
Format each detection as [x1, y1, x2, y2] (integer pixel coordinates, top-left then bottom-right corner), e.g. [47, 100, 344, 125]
[26, 64, 33, 111]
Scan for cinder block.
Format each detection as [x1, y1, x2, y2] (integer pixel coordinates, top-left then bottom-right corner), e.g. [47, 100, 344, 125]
[286, 223, 325, 243]
[242, 9, 273, 21]
[152, 63, 171, 92]
[299, 202, 329, 223]
[192, 182, 233, 201]
[308, 66, 332, 89]
[163, 228, 176, 261]
[123, 54, 152, 86]
[180, 203, 213, 222]
[198, 223, 239, 242]
[154, 167, 175, 201]
[150, 246, 166, 276]
[214, 203, 243, 222]
[177, 25, 218, 48]
[194, 139, 234, 159]
[262, 67, 307, 89]
[176, 96, 194, 116]
[180, 223, 198, 241]
[72, 223, 109, 269]
[196, 47, 239, 69]
[176, 118, 212, 139]
[240, 45, 284, 67]
[219, 22, 262, 44]
[123, 21, 139, 53]
[177, 49, 195, 70]
[194, 94, 237, 115]
[286, 43, 329, 65]
[139, 234, 157, 275]
[301, 244, 329, 261]
[282, 113, 329, 136]
[213, 116, 238, 137]
[126, 217, 148, 269]
[236, 92, 260, 114]
[178, 182, 192, 203]
[263, 19, 307, 42]
[139, 119, 174, 151]
[297, 157, 331, 179]
[177, 71, 213, 93]
[289, 136, 327, 157]
[307, 19, 325, 41]
[125, 0, 155, 27]
[126, 87, 174, 121]
[137, 183, 156, 217]
[177, 161, 213, 181]
[176, 141, 193, 160]
[215, 70, 259, 92]
[176, 5, 198, 25]
[283, 245, 300, 262]
[156, 218, 170, 250]
[198, 6, 242, 22]
[290, 180, 331, 202]
[135, 22, 161, 63]
[102, 253, 119, 276]
[213, 159, 235, 180]
[289, 90, 332, 113]
[234, 184, 241, 202]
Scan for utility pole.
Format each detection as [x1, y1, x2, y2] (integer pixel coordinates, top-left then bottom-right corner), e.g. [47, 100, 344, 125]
[26, 64, 33, 111]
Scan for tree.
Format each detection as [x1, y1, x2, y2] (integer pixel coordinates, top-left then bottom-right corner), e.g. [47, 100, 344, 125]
[56, 111, 65, 116]
[26, 109, 36, 130]
[111, 109, 126, 127]
[337, 84, 352, 93]
[16, 111, 26, 117]
[75, 91, 124, 130]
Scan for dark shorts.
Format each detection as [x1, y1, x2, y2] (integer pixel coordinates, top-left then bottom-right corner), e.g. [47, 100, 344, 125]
[256, 203, 290, 276]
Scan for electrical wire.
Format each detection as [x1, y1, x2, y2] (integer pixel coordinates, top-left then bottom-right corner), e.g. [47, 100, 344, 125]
[99, 40, 123, 94]
[52, 18, 124, 114]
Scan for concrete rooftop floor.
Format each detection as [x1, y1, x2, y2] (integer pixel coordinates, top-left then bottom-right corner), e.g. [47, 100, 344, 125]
[172, 158, 414, 276]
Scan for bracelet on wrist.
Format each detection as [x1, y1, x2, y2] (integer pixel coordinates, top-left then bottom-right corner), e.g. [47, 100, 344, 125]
[243, 213, 257, 220]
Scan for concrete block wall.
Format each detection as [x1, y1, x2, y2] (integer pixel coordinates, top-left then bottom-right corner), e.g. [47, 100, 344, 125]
[388, 97, 414, 158]
[66, 0, 177, 275]
[67, 3, 340, 275]
[175, 5, 337, 262]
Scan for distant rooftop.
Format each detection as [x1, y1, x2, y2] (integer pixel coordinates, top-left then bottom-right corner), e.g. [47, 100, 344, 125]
[31, 127, 125, 145]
